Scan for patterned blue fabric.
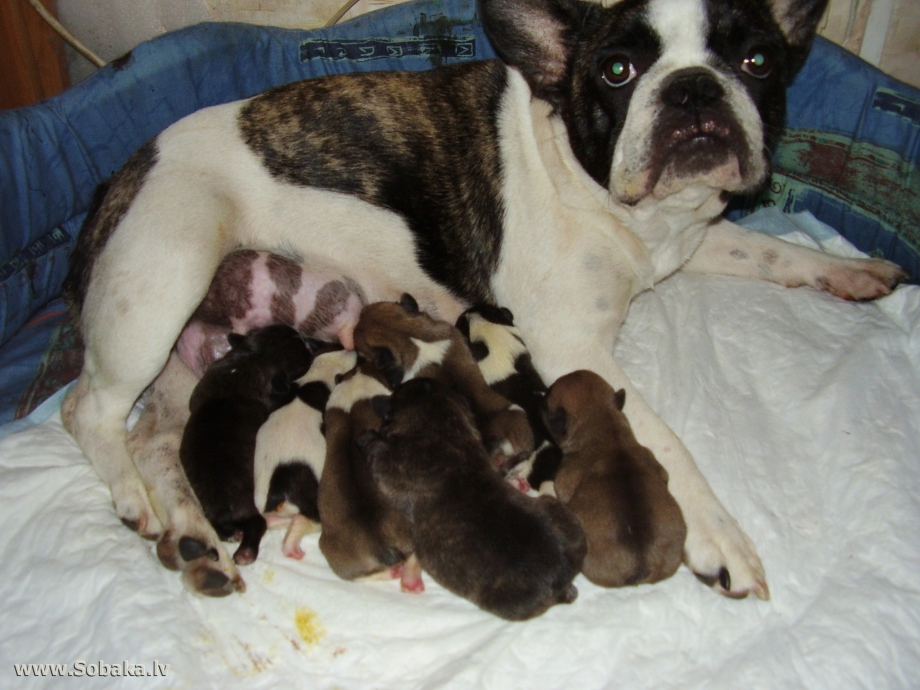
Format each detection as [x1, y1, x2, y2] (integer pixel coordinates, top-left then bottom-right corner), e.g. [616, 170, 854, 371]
[727, 37, 920, 282]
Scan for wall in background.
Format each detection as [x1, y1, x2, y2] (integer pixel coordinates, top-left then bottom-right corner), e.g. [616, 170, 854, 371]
[50, 0, 920, 89]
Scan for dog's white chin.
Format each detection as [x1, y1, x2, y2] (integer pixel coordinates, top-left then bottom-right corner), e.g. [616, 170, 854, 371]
[612, 155, 765, 206]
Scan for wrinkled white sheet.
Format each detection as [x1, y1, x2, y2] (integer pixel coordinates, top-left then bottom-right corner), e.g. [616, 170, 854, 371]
[1, 214, 919, 689]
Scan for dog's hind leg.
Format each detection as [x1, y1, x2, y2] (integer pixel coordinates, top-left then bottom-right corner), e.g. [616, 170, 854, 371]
[127, 352, 244, 596]
[683, 218, 909, 298]
[68, 181, 230, 540]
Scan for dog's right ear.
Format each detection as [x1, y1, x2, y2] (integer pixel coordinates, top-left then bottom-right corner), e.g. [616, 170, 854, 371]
[480, 0, 580, 101]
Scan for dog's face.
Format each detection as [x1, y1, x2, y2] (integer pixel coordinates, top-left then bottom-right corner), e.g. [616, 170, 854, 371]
[482, 0, 828, 204]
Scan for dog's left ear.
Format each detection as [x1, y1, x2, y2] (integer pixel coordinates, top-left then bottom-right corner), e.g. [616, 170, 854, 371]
[613, 389, 626, 411]
[480, 0, 581, 102]
[769, 0, 829, 64]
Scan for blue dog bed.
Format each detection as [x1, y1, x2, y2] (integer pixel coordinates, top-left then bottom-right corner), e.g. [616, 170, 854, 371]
[0, 0, 918, 423]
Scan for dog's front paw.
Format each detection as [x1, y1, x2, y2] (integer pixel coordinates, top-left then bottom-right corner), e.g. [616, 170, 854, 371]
[815, 258, 909, 301]
[113, 480, 163, 540]
[684, 510, 769, 600]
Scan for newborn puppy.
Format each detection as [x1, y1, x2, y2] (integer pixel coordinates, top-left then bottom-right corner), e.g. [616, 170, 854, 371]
[180, 325, 313, 565]
[544, 370, 686, 587]
[354, 294, 533, 472]
[317, 360, 417, 588]
[456, 304, 562, 490]
[254, 347, 357, 559]
[176, 250, 364, 377]
[363, 377, 586, 621]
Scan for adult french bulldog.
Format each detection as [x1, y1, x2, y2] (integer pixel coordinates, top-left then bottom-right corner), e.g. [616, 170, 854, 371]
[61, 0, 906, 599]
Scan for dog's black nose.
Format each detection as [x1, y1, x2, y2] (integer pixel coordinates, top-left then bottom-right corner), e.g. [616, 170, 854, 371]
[661, 68, 724, 108]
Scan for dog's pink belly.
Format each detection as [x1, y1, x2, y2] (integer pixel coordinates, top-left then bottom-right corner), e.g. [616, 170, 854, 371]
[175, 251, 364, 376]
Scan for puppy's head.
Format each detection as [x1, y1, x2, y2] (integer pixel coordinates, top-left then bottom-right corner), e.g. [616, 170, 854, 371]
[352, 294, 455, 388]
[223, 325, 314, 406]
[481, 0, 827, 204]
[544, 370, 626, 450]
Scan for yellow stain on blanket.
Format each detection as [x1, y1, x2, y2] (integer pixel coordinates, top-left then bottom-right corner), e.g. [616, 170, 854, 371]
[295, 608, 326, 647]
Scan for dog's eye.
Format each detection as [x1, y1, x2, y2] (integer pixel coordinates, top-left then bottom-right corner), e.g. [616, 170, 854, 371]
[741, 49, 772, 79]
[601, 56, 637, 88]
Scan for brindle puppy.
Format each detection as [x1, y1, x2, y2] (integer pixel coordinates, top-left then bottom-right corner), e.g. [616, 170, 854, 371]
[544, 370, 686, 588]
[362, 377, 586, 621]
[180, 325, 313, 565]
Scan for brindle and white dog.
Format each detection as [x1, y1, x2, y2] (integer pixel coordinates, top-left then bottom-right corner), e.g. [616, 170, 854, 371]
[61, 0, 906, 599]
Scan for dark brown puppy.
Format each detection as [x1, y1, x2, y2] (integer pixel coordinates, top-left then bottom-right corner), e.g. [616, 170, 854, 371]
[317, 360, 417, 587]
[544, 370, 686, 587]
[180, 325, 313, 565]
[353, 294, 533, 472]
[362, 377, 586, 621]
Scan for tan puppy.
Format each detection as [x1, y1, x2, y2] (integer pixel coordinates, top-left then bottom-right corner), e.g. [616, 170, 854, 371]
[545, 370, 686, 588]
[317, 360, 418, 588]
[353, 294, 534, 472]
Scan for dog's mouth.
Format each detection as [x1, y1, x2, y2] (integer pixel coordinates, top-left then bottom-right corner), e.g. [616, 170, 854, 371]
[614, 107, 760, 205]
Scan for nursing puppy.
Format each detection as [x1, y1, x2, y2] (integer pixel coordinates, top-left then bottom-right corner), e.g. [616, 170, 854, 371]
[317, 360, 418, 587]
[362, 377, 586, 620]
[456, 304, 562, 490]
[254, 347, 357, 559]
[354, 295, 534, 472]
[545, 371, 686, 588]
[181, 325, 312, 565]
[63, 0, 908, 599]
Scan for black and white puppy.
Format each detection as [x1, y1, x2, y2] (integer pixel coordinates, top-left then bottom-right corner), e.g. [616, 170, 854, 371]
[362, 377, 586, 620]
[456, 304, 563, 490]
[62, 0, 907, 599]
[180, 325, 312, 565]
[254, 347, 357, 559]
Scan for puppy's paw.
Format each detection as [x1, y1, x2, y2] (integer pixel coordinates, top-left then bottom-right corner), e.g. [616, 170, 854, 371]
[399, 555, 425, 594]
[684, 510, 768, 601]
[815, 258, 909, 301]
[113, 481, 162, 540]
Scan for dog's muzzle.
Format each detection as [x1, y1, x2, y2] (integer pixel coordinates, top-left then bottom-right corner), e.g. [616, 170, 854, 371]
[613, 67, 755, 201]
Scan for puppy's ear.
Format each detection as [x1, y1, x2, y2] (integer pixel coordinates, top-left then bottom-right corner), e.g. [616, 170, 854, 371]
[498, 306, 515, 325]
[398, 293, 420, 313]
[370, 394, 392, 422]
[545, 406, 568, 439]
[299, 381, 331, 412]
[227, 332, 247, 350]
[480, 0, 581, 101]
[373, 347, 404, 389]
[613, 389, 626, 411]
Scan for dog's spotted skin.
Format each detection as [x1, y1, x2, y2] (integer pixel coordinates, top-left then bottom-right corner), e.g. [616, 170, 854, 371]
[61, 0, 906, 599]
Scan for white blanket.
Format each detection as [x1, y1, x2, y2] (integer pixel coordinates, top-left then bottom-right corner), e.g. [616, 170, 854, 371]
[2, 213, 919, 689]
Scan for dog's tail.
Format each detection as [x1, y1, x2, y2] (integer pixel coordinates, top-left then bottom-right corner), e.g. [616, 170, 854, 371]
[62, 139, 159, 318]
